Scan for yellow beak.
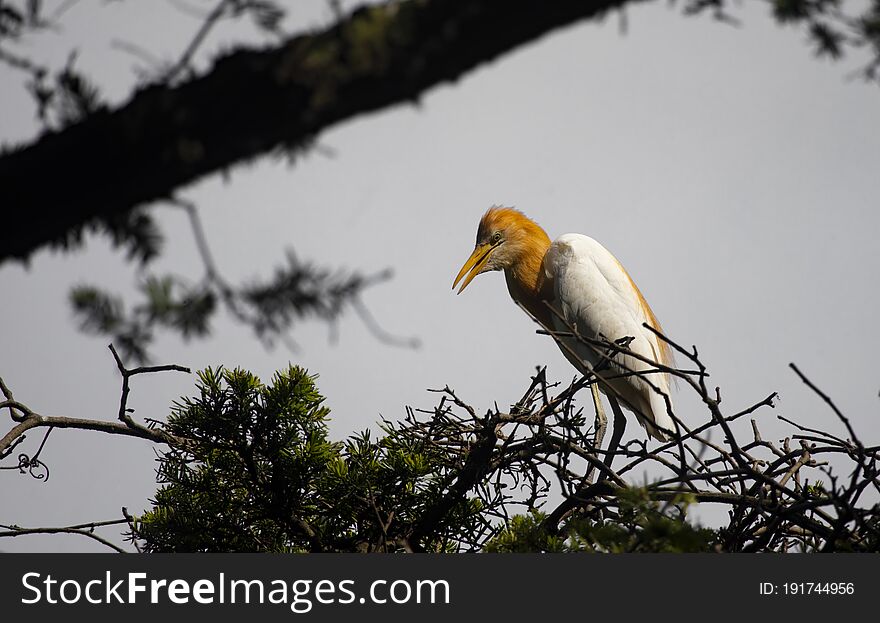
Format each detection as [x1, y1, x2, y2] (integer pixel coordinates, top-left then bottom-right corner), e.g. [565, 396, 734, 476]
[452, 243, 494, 294]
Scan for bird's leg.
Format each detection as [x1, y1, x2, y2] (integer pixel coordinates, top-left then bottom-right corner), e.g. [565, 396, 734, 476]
[584, 381, 607, 485]
[591, 382, 607, 450]
[602, 395, 628, 477]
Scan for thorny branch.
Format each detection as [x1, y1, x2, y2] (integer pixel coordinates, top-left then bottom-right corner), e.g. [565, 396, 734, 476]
[3, 329, 878, 552]
[388, 325, 879, 552]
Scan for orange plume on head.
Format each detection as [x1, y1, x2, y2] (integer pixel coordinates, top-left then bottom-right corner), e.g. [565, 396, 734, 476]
[476, 207, 549, 249]
[479, 207, 551, 296]
[454, 206, 552, 296]
[450, 206, 553, 325]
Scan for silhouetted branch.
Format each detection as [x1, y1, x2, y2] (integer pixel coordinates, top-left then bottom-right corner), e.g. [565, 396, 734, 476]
[789, 362, 862, 450]
[3, 1, 879, 261]
[0, 518, 128, 553]
[0, 0, 659, 263]
[164, 0, 235, 83]
[0, 346, 190, 461]
[6, 332, 875, 552]
[67, 196, 418, 363]
[395, 324, 879, 552]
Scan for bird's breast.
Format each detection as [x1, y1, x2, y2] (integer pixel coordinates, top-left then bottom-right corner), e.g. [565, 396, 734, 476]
[504, 268, 555, 330]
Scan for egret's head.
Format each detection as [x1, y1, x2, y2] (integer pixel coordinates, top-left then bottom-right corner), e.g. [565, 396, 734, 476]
[452, 206, 550, 294]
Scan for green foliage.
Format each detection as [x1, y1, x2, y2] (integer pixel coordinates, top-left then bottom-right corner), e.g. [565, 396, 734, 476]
[52, 207, 163, 266]
[70, 249, 397, 364]
[131, 364, 878, 553]
[314, 426, 485, 553]
[133, 365, 481, 552]
[487, 490, 718, 553]
[70, 286, 153, 364]
[70, 275, 214, 364]
[135, 366, 337, 552]
[240, 251, 387, 344]
[484, 513, 569, 553]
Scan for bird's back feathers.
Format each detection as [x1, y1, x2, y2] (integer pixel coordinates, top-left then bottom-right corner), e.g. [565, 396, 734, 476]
[543, 234, 675, 440]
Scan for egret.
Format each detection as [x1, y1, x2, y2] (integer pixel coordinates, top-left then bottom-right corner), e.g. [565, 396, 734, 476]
[452, 207, 676, 453]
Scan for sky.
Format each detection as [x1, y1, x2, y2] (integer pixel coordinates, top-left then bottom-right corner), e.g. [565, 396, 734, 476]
[1, 0, 879, 551]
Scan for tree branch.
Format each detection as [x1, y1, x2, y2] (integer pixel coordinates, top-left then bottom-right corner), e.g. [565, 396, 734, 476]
[0, 518, 129, 553]
[0, 346, 190, 458]
[0, 0, 644, 263]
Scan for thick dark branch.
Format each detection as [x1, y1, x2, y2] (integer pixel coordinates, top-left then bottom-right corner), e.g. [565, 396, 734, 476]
[408, 416, 501, 551]
[0, 0, 641, 263]
[164, 0, 234, 83]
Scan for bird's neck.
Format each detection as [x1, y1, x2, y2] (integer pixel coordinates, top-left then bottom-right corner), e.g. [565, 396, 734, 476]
[504, 233, 553, 327]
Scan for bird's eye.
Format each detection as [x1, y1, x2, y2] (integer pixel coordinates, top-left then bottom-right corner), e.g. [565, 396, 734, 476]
[492, 232, 502, 244]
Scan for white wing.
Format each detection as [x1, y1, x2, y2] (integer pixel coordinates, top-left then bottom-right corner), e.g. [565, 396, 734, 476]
[544, 234, 675, 440]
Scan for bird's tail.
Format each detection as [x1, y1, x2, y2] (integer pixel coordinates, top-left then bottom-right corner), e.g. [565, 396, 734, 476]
[607, 372, 676, 442]
[643, 382, 677, 441]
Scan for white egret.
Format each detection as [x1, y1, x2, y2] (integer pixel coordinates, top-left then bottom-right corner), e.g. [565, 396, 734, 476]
[453, 207, 676, 449]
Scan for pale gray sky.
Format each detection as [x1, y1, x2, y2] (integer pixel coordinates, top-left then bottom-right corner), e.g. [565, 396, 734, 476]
[2, 1, 878, 551]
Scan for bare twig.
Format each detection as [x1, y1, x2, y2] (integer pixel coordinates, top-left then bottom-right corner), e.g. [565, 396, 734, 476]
[164, 0, 233, 83]
[0, 518, 128, 553]
[0, 346, 190, 460]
